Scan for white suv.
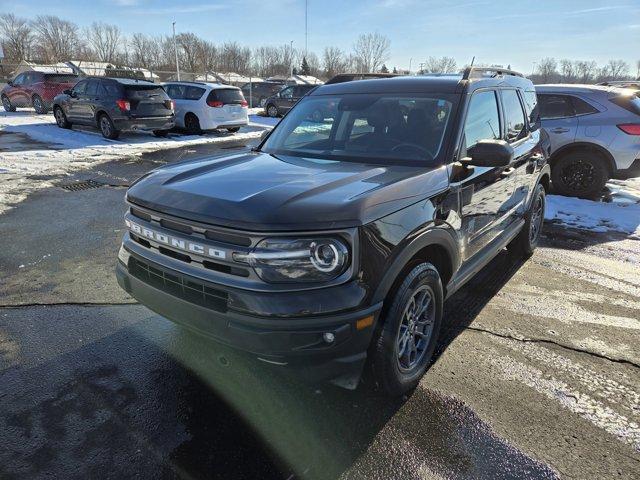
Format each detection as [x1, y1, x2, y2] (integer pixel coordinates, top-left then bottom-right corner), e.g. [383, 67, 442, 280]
[162, 82, 249, 134]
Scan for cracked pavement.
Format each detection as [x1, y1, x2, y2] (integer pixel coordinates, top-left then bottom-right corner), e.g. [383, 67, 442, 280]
[0, 140, 639, 479]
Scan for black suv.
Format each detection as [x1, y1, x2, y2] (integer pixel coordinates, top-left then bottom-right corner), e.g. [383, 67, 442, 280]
[52, 77, 175, 139]
[264, 83, 318, 117]
[241, 81, 285, 108]
[116, 67, 550, 395]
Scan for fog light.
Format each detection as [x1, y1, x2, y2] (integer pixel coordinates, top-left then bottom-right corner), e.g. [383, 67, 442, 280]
[323, 332, 335, 344]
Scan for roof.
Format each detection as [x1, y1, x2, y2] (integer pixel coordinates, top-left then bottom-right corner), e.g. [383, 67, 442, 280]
[162, 80, 240, 90]
[535, 84, 621, 95]
[89, 77, 155, 85]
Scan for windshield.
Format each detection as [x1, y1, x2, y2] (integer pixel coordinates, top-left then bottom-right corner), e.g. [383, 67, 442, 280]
[261, 93, 456, 165]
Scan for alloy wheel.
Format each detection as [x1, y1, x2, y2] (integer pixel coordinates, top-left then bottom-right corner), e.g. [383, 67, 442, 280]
[100, 117, 112, 137]
[529, 193, 544, 243]
[560, 159, 595, 192]
[396, 285, 436, 372]
[54, 108, 65, 127]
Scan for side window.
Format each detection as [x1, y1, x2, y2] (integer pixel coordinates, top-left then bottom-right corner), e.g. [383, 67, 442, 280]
[280, 87, 293, 99]
[522, 91, 539, 128]
[100, 83, 120, 96]
[12, 74, 25, 85]
[23, 73, 33, 85]
[185, 86, 205, 100]
[72, 80, 87, 95]
[463, 90, 500, 151]
[538, 94, 574, 119]
[571, 96, 599, 115]
[85, 80, 99, 96]
[167, 85, 186, 99]
[502, 89, 527, 143]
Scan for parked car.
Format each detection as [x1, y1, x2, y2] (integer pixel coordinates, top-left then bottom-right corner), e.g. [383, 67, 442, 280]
[52, 77, 175, 140]
[163, 81, 248, 134]
[241, 81, 285, 108]
[116, 67, 550, 396]
[1, 71, 78, 114]
[537, 84, 640, 197]
[263, 84, 317, 117]
[597, 80, 640, 92]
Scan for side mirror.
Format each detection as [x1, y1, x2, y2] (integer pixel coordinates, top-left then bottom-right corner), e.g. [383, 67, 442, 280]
[462, 139, 514, 167]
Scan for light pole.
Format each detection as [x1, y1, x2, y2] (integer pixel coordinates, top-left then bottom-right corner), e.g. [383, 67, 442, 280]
[305, 0, 308, 57]
[531, 61, 537, 77]
[409, 58, 412, 74]
[172, 22, 180, 81]
[290, 40, 294, 79]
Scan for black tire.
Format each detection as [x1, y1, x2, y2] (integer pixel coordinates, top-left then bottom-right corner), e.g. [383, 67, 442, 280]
[508, 183, 546, 258]
[551, 151, 608, 198]
[226, 127, 240, 133]
[53, 106, 72, 129]
[2, 95, 16, 112]
[370, 262, 443, 396]
[98, 113, 119, 140]
[266, 104, 279, 118]
[32, 95, 48, 114]
[185, 113, 202, 134]
[153, 130, 169, 138]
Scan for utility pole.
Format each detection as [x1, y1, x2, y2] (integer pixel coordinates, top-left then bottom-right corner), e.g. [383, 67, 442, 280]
[290, 40, 294, 79]
[172, 22, 180, 81]
[409, 58, 412, 73]
[305, 0, 308, 57]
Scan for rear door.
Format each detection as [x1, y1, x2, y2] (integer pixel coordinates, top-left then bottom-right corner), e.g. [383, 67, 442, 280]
[538, 94, 578, 153]
[125, 85, 173, 118]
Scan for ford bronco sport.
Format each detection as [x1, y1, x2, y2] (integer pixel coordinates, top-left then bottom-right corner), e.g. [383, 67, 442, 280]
[116, 67, 550, 396]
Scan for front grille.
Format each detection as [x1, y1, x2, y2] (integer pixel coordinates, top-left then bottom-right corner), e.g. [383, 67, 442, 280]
[129, 257, 228, 312]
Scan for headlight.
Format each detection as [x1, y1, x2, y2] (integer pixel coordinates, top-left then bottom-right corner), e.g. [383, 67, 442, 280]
[234, 237, 349, 283]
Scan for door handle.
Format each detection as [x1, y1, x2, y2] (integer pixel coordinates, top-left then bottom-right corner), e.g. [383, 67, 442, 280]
[551, 127, 570, 133]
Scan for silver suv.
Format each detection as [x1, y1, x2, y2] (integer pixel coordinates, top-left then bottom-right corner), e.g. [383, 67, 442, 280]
[536, 84, 640, 197]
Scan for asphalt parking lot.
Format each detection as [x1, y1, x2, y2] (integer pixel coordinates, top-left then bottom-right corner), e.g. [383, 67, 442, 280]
[0, 137, 639, 479]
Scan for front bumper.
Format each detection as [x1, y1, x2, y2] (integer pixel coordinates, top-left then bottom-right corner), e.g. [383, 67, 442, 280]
[114, 116, 175, 132]
[116, 249, 381, 387]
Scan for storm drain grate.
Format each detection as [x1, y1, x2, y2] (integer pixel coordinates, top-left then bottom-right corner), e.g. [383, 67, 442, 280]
[60, 179, 104, 192]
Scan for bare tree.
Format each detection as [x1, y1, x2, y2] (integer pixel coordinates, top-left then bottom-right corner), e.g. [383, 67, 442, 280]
[175, 32, 201, 73]
[536, 57, 558, 83]
[559, 59, 576, 83]
[86, 22, 121, 64]
[0, 14, 33, 61]
[353, 32, 390, 73]
[218, 41, 251, 74]
[607, 59, 629, 80]
[196, 40, 217, 75]
[31, 15, 81, 63]
[422, 56, 457, 74]
[322, 46, 347, 78]
[252, 46, 281, 77]
[575, 60, 597, 83]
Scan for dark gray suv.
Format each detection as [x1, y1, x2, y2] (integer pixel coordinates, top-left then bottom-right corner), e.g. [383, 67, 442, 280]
[263, 84, 318, 117]
[52, 77, 175, 139]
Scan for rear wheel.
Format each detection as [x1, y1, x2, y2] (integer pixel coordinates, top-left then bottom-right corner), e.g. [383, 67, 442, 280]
[184, 113, 202, 134]
[226, 127, 240, 133]
[98, 113, 119, 140]
[153, 130, 169, 138]
[32, 95, 48, 114]
[370, 262, 443, 396]
[508, 183, 546, 258]
[266, 104, 279, 118]
[53, 106, 71, 129]
[551, 151, 608, 198]
[2, 95, 15, 112]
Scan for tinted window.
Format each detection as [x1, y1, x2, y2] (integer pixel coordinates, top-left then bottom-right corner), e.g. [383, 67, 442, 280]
[165, 84, 185, 99]
[463, 90, 500, 150]
[22, 73, 34, 85]
[538, 94, 574, 119]
[280, 87, 294, 99]
[100, 82, 121, 96]
[209, 89, 245, 104]
[43, 74, 77, 84]
[86, 80, 99, 96]
[502, 89, 527, 143]
[125, 85, 167, 100]
[571, 96, 599, 115]
[185, 86, 205, 100]
[12, 74, 26, 85]
[72, 80, 87, 95]
[522, 90, 539, 127]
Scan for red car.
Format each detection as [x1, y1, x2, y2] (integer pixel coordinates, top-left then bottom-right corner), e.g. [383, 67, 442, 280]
[1, 71, 79, 114]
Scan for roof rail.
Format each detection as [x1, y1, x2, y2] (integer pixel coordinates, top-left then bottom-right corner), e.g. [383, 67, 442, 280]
[462, 66, 524, 80]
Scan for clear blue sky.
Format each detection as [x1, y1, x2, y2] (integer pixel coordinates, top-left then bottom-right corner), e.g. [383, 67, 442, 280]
[5, 0, 640, 74]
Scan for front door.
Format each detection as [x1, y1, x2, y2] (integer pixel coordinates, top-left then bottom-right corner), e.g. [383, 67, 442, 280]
[8, 73, 28, 106]
[453, 89, 516, 260]
[65, 80, 88, 121]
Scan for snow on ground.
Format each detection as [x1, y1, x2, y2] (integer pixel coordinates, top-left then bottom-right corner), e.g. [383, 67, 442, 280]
[545, 178, 640, 238]
[0, 109, 276, 214]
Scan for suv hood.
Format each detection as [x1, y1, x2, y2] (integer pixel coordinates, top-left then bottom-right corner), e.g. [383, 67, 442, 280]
[126, 152, 448, 231]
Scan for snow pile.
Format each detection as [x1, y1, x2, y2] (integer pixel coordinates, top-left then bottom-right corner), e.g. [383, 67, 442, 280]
[545, 178, 640, 237]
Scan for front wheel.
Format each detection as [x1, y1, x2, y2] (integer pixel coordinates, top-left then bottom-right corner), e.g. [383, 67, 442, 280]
[54, 106, 72, 129]
[98, 114, 119, 140]
[2, 95, 16, 112]
[266, 104, 279, 118]
[370, 263, 443, 396]
[32, 95, 48, 114]
[507, 183, 546, 258]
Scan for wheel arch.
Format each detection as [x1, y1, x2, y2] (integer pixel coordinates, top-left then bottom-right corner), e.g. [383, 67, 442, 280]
[94, 109, 110, 124]
[550, 142, 616, 176]
[372, 228, 460, 306]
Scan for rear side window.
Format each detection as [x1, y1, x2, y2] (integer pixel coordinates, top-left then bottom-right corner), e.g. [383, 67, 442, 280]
[538, 94, 574, 119]
[185, 86, 205, 100]
[502, 89, 527, 143]
[609, 95, 640, 116]
[125, 86, 167, 100]
[463, 90, 501, 150]
[165, 84, 185, 99]
[100, 83, 121, 96]
[571, 96, 599, 115]
[43, 74, 77, 84]
[208, 88, 245, 104]
[86, 80, 99, 96]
